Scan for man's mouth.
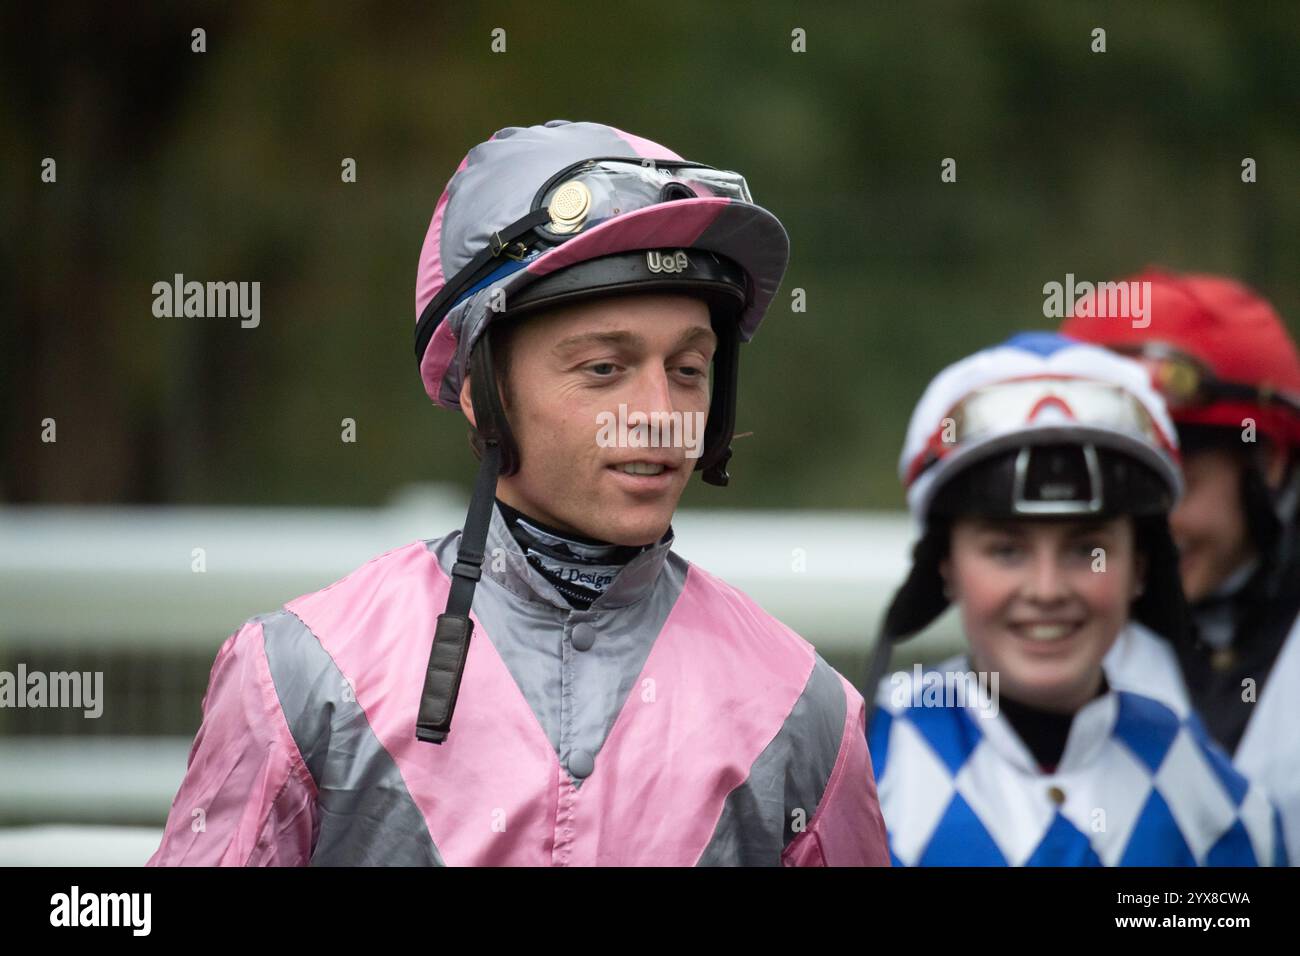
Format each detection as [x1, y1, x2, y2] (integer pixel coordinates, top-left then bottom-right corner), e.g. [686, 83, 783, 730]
[606, 459, 679, 491]
[613, 461, 669, 476]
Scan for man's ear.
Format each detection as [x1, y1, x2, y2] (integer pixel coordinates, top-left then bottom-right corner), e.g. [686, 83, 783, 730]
[939, 558, 955, 600]
[460, 374, 477, 431]
[1133, 550, 1149, 599]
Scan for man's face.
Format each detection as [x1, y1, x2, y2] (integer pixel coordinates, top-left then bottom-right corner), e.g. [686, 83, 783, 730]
[462, 293, 715, 546]
[942, 515, 1142, 714]
[1168, 447, 1254, 603]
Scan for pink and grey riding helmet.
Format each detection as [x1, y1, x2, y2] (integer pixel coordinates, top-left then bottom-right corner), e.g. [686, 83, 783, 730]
[413, 120, 791, 457]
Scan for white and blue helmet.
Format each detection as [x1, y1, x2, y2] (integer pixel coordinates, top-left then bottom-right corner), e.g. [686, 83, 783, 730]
[879, 331, 1189, 644]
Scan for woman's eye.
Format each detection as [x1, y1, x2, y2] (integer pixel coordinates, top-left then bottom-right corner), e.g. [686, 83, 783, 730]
[986, 542, 1021, 560]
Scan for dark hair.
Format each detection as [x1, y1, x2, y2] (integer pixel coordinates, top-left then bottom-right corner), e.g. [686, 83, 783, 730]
[466, 317, 520, 462]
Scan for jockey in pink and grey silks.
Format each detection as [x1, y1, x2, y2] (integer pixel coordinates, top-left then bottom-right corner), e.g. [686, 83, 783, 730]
[148, 120, 891, 866]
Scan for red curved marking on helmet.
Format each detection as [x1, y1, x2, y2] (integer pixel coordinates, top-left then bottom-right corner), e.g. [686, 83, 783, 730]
[525, 199, 729, 277]
[606, 125, 685, 162]
[904, 427, 955, 487]
[995, 373, 1091, 386]
[903, 373, 1184, 486]
[420, 320, 459, 407]
[1025, 394, 1076, 422]
[904, 378, 1083, 487]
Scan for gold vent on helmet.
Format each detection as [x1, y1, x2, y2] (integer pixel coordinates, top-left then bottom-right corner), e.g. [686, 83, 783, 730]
[547, 180, 591, 234]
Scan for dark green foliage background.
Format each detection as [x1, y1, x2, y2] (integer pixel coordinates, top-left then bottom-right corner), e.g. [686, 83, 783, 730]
[4, 1, 1297, 509]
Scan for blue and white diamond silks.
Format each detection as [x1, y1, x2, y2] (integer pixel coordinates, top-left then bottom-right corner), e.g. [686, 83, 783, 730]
[867, 657, 1287, 867]
[1106, 617, 1300, 866]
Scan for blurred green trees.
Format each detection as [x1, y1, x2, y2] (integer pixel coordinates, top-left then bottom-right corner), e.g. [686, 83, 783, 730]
[4, 1, 1297, 508]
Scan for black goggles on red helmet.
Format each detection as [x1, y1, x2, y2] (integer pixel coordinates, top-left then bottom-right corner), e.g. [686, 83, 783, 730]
[1116, 343, 1300, 417]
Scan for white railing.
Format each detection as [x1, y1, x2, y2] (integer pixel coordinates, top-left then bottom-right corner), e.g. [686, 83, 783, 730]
[0, 483, 960, 653]
[0, 487, 962, 863]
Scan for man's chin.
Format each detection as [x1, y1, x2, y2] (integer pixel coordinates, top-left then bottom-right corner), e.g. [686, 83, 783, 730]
[588, 503, 674, 547]
[601, 519, 672, 548]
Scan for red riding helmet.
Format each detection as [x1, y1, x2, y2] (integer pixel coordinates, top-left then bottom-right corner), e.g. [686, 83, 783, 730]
[1061, 268, 1300, 449]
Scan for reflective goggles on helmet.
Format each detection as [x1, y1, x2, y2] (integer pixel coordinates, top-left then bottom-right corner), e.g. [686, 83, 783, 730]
[906, 376, 1170, 486]
[414, 157, 752, 363]
[532, 158, 752, 237]
[1114, 342, 1300, 416]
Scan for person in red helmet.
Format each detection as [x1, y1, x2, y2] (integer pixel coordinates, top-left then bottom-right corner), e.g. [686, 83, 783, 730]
[1061, 268, 1300, 863]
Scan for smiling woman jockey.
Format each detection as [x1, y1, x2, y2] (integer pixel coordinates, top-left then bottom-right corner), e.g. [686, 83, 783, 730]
[864, 333, 1285, 866]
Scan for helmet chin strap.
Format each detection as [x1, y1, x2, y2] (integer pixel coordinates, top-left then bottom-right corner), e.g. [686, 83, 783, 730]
[417, 332, 518, 743]
[697, 310, 739, 487]
[416, 439, 500, 744]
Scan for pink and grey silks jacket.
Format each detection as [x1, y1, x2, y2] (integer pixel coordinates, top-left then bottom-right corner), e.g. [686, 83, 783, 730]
[148, 505, 891, 866]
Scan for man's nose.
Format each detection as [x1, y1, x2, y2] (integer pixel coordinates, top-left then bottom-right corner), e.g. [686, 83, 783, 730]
[627, 364, 675, 415]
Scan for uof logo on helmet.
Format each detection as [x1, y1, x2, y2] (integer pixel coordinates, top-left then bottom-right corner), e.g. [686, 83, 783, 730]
[646, 250, 691, 274]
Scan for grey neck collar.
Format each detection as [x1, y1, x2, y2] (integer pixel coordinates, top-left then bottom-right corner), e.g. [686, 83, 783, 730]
[480, 502, 675, 610]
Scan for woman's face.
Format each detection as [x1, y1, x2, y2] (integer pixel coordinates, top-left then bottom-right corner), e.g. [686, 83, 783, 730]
[942, 515, 1144, 714]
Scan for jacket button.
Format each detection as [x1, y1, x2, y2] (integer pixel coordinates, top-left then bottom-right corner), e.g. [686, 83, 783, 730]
[571, 623, 596, 651]
[1047, 785, 1066, 806]
[568, 749, 595, 778]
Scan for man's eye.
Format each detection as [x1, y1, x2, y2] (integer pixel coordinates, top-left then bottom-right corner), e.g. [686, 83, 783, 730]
[677, 365, 705, 378]
[587, 363, 617, 376]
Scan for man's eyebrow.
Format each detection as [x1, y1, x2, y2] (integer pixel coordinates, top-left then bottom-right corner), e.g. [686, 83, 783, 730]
[551, 325, 717, 355]
[552, 330, 644, 355]
[673, 325, 718, 351]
